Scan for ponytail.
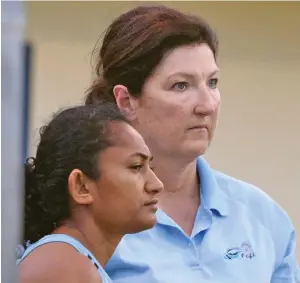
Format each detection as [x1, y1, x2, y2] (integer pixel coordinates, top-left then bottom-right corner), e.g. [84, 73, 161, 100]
[85, 77, 116, 105]
[23, 157, 53, 244]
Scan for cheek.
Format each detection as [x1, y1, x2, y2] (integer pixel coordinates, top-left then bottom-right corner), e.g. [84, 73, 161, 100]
[210, 93, 221, 131]
[214, 91, 221, 116]
[136, 107, 183, 150]
[213, 89, 221, 106]
[97, 172, 144, 211]
[137, 95, 184, 133]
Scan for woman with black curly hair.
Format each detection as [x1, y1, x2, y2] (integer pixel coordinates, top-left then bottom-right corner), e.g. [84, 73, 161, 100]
[17, 103, 163, 283]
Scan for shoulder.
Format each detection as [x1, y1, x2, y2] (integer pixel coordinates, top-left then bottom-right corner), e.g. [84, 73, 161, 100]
[213, 169, 293, 227]
[198, 157, 293, 230]
[212, 169, 295, 257]
[18, 242, 102, 283]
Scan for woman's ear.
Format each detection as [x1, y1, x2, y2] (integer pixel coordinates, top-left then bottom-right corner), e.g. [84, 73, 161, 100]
[68, 169, 94, 205]
[113, 85, 138, 121]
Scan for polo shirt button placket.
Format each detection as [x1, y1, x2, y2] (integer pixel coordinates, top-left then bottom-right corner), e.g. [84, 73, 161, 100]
[188, 240, 201, 268]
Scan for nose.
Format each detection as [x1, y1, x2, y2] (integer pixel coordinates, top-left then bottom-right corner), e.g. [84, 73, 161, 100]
[145, 169, 164, 196]
[194, 85, 219, 115]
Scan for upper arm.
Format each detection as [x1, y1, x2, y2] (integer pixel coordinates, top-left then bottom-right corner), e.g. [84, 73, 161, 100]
[19, 266, 102, 283]
[271, 229, 299, 283]
[18, 243, 102, 283]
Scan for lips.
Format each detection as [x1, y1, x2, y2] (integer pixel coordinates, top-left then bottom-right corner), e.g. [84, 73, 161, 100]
[187, 125, 208, 131]
[189, 125, 206, 129]
[144, 199, 158, 206]
[144, 199, 159, 212]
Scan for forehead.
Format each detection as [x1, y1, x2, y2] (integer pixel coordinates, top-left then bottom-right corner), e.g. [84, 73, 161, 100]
[107, 121, 150, 154]
[152, 43, 218, 77]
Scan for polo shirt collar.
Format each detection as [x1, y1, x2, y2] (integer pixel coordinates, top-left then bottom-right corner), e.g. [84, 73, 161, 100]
[197, 157, 229, 217]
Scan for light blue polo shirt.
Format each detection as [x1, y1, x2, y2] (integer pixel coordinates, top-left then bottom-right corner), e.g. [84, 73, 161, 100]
[106, 157, 298, 283]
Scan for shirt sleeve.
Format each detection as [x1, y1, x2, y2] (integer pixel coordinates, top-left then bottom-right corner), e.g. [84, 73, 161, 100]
[271, 230, 299, 283]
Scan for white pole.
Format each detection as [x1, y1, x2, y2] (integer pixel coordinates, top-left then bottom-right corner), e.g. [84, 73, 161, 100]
[1, 1, 26, 282]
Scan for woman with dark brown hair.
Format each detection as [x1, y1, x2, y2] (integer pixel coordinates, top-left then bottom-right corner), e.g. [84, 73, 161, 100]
[86, 5, 298, 283]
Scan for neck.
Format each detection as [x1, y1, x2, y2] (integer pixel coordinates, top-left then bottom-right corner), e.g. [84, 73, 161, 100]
[153, 155, 200, 235]
[153, 156, 199, 199]
[54, 212, 122, 267]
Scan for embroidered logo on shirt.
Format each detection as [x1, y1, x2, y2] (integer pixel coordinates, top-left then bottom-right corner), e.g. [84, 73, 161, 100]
[224, 242, 255, 260]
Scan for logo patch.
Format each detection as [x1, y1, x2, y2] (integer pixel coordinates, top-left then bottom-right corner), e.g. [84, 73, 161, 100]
[224, 242, 255, 260]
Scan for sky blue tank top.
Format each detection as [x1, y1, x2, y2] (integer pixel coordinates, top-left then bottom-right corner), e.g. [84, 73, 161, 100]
[16, 234, 113, 283]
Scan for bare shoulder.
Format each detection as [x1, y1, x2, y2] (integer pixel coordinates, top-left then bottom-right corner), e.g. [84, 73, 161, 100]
[18, 242, 102, 283]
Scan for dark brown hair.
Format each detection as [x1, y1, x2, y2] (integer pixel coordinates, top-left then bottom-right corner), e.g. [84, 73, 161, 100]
[85, 5, 218, 105]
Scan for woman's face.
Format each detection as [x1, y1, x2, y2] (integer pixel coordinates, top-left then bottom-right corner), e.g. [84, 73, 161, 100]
[90, 122, 163, 234]
[132, 43, 220, 161]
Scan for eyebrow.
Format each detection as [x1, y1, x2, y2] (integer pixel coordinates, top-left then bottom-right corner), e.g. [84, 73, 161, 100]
[167, 69, 220, 80]
[130, 152, 153, 161]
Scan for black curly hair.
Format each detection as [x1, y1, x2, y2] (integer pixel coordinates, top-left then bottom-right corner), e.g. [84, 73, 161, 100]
[24, 103, 128, 244]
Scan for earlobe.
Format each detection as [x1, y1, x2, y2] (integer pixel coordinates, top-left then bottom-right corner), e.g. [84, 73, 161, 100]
[113, 85, 137, 120]
[68, 169, 93, 205]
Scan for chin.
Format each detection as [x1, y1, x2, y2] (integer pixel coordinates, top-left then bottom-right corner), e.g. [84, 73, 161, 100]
[184, 140, 210, 158]
[128, 216, 157, 234]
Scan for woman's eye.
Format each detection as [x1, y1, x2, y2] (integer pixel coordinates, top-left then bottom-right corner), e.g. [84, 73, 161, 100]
[131, 164, 143, 172]
[208, 78, 218, 89]
[172, 82, 188, 91]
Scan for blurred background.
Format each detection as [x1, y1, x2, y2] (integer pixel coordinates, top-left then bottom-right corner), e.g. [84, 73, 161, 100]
[2, 1, 300, 281]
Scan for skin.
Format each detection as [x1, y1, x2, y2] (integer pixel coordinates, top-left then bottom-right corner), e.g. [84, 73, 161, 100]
[114, 43, 220, 235]
[18, 122, 164, 283]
